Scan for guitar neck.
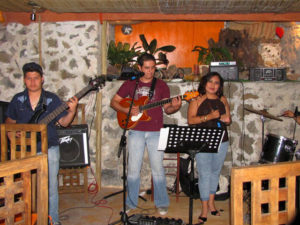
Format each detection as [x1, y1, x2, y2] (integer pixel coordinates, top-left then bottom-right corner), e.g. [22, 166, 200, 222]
[38, 85, 92, 125]
[141, 95, 183, 111]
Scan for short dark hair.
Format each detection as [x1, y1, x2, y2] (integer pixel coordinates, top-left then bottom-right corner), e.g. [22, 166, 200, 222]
[137, 53, 156, 67]
[198, 72, 224, 98]
[22, 62, 43, 77]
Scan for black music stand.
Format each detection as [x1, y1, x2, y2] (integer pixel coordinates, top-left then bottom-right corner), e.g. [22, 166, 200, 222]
[159, 124, 224, 225]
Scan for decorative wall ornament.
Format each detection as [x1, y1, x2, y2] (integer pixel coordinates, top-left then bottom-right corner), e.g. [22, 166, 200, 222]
[276, 27, 284, 39]
[121, 25, 132, 35]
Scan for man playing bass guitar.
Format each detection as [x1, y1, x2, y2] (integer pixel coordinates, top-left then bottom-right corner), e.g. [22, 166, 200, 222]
[5, 62, 78, 225]
[110, 53, 182, 215]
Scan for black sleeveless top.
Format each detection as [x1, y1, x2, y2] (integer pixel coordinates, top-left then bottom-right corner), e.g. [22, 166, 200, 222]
[196, 98, 228, 142]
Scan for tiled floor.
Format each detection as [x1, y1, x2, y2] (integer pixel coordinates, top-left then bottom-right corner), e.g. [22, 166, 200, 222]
[58, 188, 230, 225]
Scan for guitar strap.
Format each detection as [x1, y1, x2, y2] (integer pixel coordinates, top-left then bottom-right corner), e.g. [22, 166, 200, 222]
[28, 91, 47, 123]
[42, 92, 47, 110]
[148, 77, 157, 100]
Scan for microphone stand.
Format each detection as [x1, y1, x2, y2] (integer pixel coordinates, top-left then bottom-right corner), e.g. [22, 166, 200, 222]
[108, 75, 145, 225]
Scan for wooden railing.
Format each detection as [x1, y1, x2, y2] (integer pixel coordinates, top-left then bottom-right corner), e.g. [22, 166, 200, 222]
[231, 161, 300, 225]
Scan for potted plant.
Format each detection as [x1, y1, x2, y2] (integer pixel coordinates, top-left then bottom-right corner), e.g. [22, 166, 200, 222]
[191, 39, 233, 78]
[107, 40, 141, 73]
[139, 34, 176, 66]
[192, 39, 233, 65]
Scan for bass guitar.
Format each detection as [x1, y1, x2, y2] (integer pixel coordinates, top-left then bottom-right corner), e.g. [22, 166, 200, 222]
[29, 76, 105, 124]
[117, 91, 199, 129]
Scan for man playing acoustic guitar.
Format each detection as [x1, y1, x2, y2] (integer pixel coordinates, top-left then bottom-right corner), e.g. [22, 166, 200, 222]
[5, 62, 78, 225]
[110, 53, 182, 215]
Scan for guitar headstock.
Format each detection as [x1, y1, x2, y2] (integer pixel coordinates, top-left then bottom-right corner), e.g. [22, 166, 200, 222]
[183, 91, 199, 101]
[89, 76, 105, 91]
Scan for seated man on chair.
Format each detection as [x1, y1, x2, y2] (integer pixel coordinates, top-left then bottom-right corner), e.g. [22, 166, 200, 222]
[5, 62, 78, 225]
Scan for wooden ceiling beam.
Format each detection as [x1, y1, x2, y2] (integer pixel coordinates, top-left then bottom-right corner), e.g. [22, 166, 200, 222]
[102, 12, 300, 22]
[2, 11, 300, 25]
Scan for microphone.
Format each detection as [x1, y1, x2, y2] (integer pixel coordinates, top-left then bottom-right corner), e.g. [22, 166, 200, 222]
[130, 71, 144, 80]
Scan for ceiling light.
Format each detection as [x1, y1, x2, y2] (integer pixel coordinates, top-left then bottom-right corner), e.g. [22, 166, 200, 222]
[28, 1, 40, 21]
[31, 8, 36, 21]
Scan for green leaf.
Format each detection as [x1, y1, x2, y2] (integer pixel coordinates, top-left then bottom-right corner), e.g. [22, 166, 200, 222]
[139, 34, 149, 52]
[156, 45, 176, 53]
[123, 43, 130, 51]
[149, 39, 157, 54]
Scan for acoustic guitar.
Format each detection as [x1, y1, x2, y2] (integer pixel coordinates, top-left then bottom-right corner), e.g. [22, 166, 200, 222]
[117, 91, 199, 129]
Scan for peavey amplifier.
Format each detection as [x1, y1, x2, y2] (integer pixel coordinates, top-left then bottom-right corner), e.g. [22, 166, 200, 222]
[57, 124, 90, 168]
[209, 61, 239, 81]
[250, 68, 286, 81]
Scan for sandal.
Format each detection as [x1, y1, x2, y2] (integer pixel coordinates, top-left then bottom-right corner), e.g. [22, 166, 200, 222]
[198, 216, 207, 223]
[211, 210, 220, 216]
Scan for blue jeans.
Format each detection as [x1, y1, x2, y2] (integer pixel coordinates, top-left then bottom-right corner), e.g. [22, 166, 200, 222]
[126, 130, 169, 208]
[48, 145, 60, 223]
[195, 141, 229, 201]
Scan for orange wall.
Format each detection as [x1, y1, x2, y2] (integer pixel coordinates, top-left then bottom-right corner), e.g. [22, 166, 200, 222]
[115, 21, 224, 68]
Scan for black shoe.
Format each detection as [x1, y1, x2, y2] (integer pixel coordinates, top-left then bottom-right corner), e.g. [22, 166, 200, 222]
[198, 216, 207, 223]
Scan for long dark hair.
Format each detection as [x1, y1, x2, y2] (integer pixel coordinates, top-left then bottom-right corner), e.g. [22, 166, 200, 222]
[197, 72, 224, 98]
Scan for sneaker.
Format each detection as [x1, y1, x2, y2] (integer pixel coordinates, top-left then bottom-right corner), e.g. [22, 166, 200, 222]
[158, 207, 168, 215]
[125, 205, 132, 213]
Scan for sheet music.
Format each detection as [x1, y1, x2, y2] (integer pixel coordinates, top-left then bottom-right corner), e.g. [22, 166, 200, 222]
[158, 127, 170, 151]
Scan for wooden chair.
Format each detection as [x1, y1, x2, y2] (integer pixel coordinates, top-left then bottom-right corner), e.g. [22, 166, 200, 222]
[0, 154, 48, 225]
[1, 123, 48, 161]
[58, 103, 88, 200]
[0, 123, 48, 215]
[231, 161, 300, 225]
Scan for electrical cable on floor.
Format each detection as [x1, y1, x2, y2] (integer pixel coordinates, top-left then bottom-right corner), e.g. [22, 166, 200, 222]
[58, 166, 114, 225]
[88, 166, 114, 224]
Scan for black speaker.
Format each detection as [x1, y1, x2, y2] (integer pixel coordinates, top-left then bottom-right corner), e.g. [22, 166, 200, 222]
[0, 101, 9, 123]
[57, 124, 90, 168]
